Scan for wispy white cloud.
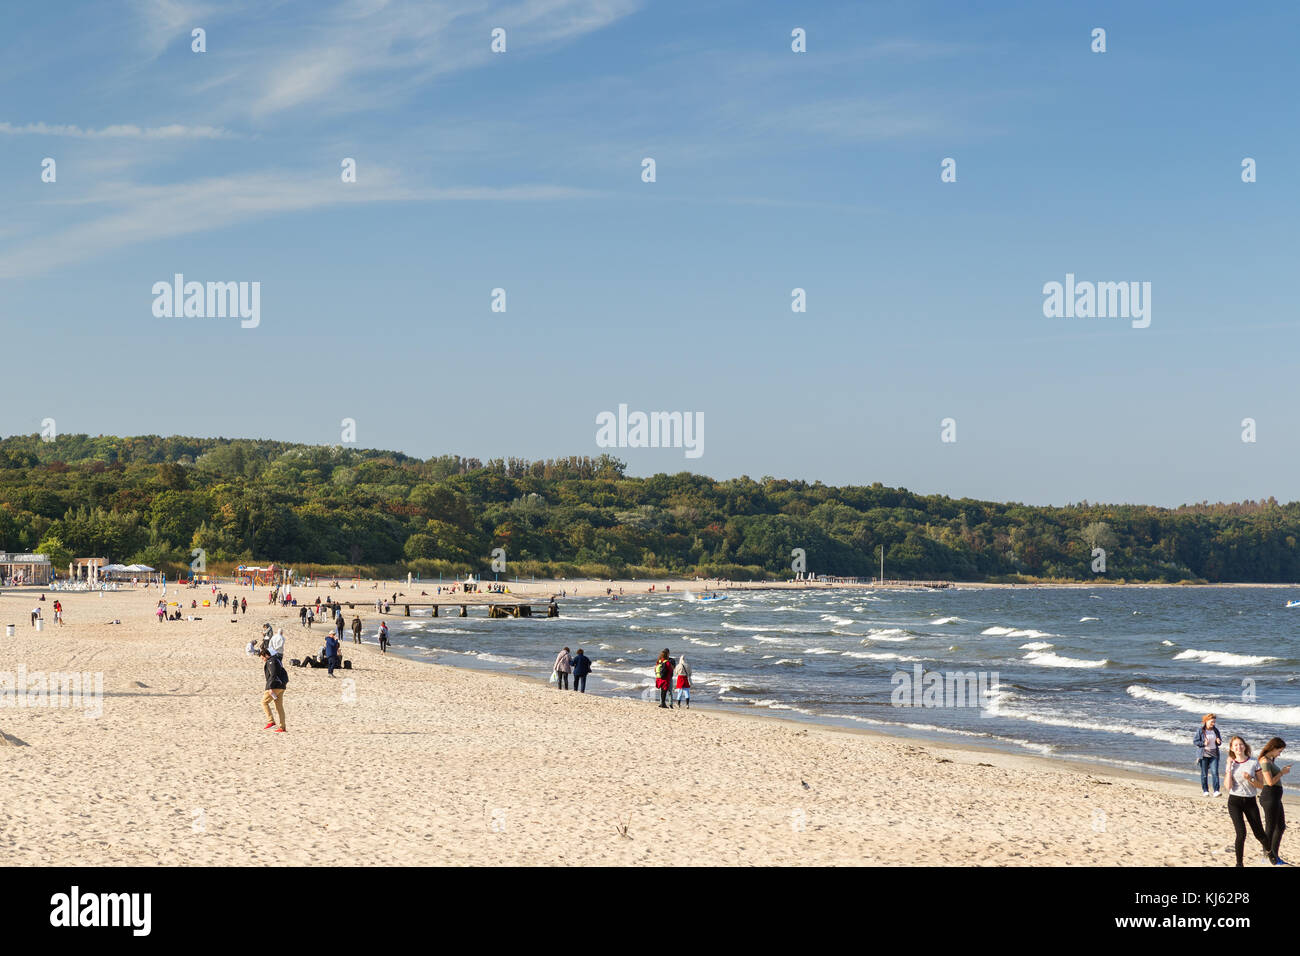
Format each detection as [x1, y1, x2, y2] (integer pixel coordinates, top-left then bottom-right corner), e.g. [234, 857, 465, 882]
[0, 169, 598, 279]
[0, 121, 233, 139]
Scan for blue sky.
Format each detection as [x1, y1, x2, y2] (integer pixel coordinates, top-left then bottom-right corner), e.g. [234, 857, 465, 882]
[0, 0, 1295, 506]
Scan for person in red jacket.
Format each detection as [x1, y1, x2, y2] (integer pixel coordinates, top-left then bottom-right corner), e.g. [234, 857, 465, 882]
[654, 648, 675, 709]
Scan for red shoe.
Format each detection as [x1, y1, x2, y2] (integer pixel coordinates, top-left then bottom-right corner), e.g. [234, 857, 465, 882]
[274, 727, 287, 733]
[263, 721, 276, 729]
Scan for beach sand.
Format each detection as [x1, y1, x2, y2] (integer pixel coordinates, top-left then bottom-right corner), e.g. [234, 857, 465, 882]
[0, 584, 1281, 866]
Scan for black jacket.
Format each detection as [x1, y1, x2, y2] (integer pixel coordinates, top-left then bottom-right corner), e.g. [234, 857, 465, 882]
[264, 657, 287, 690]
[571, 653, 592, 677]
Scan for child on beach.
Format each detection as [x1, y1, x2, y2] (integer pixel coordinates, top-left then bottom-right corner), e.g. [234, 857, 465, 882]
[1194, 714, 1222, 796]
[1256, 737, 1290, 865]
[1224, 736, 1271, 867]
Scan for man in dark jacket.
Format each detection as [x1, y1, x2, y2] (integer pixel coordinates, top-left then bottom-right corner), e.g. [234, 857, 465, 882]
[260, 649, 288, 732]
[571, 648, 592, 693]
[325, 633, 341, 677]
[351, 615, 363, 644]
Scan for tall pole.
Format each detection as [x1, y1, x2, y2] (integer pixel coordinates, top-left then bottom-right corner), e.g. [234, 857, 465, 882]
[879, 545, 884, 584]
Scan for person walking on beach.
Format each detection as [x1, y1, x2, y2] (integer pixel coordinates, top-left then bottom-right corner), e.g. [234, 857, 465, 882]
[241, 597, 247, 615]
[553, 647, 572, 690]
[325, 633, 340, 677]
[259, 648, 288, 733]
[1225, 736, 1271, 867]
[53, 600, 63, 626]
[571, 648, 591, 692]
[654, 649, 676, 708]
[673, 654, 692, 708]
[352, 615, 362, 644]
[1195, 713, 1222, 796]
[1256, 737, 1290, 865]
[299, 605, 307, 627]
[378, 620, 389, 654]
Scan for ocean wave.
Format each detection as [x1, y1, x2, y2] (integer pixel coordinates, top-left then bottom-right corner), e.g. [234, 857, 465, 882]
[1080, 617, 1100, 622]
[1173, 649, 1279, 667]
[861, 628, 915, 642]
[474, 652, 535, 666]
[1023, 650, 1108, 669]
[723, 644, 746, 653]
[804, 646, 840, 655]
[1127, 686, 1300, 727]
[820, 614, 854, 626]
[930, 616, 965, 625]
[1018, 641, 1054, 650]
[842, 650, 919, 662]
[983, 702, 1188, 746]
[982, 625, 1056, 639]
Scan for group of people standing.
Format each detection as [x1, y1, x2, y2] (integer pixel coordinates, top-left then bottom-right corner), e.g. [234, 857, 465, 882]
[1196, 714, 1289, 866]
[548, 646, 693, 706]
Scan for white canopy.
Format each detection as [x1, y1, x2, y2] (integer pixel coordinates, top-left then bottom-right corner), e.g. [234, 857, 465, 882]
[125, 564, 155, 572]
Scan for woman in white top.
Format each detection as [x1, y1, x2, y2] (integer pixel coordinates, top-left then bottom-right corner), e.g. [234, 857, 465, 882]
[1224, 736, 1270, 867]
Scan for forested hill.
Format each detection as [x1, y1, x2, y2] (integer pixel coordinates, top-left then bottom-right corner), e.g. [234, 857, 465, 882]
[0, 433, 1296, 583]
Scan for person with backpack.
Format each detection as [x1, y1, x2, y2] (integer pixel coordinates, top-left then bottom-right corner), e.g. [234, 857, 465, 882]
[654, 648, 676, 709]
[571, 648, 592, 692]
[378, 620, 389, 654]
[1195, 713, 1223, 796]
[259, 648, 288, 732]
[553, 647, 573, 690]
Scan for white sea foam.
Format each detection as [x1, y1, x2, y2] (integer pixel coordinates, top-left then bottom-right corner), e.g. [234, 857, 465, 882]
[1173, 649, 1279, 667]
[1018, 641, 1053, 650]
[820, 615, 854, 626]
[723, 644, 746, 653]
[1023, 650, 1107, 669]
[842, 650, 919, 662]
[930, 616, 964, 625]
[1127, 686, 1300, 727]
[981, 626, 1015, 635]
[475, 652, 534, 666]
[862, 628, 914, 642]
[1080, 617, 1099, 622]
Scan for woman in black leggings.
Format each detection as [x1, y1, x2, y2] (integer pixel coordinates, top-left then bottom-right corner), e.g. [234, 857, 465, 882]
[1256, 737, 1290, 866]
[1224, 736, 1270, 867]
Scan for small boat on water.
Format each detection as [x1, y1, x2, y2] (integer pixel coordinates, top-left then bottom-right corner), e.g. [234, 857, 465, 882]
[685, 591, 728, 603]
[1287, 600, 1300, 609]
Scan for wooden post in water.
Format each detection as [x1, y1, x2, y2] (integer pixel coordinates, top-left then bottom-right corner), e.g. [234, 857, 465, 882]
[431, 605, 438, 617]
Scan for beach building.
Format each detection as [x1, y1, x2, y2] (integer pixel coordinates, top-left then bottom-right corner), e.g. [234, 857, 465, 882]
[0, 552, 53, 585]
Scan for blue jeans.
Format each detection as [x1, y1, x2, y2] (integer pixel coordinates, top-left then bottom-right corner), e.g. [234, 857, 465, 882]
[1199, 753, 1221, 793]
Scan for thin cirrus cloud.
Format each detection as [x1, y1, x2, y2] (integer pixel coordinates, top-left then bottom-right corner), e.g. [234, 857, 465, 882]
[0, 121, 233, 139]
[0, 170, 598, 280]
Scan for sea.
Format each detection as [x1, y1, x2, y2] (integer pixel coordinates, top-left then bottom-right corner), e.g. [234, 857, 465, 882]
[384, 585, 1300, 778]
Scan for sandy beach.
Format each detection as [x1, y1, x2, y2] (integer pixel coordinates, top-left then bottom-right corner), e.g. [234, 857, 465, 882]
[0, 583, 1286, 866]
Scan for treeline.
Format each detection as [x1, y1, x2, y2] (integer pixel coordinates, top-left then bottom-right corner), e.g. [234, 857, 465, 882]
[0, 433, 1297, 583]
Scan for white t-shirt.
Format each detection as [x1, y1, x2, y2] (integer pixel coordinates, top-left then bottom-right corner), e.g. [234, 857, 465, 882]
[268, 631, 285, 657]
[1228, 757, 1259, 797]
